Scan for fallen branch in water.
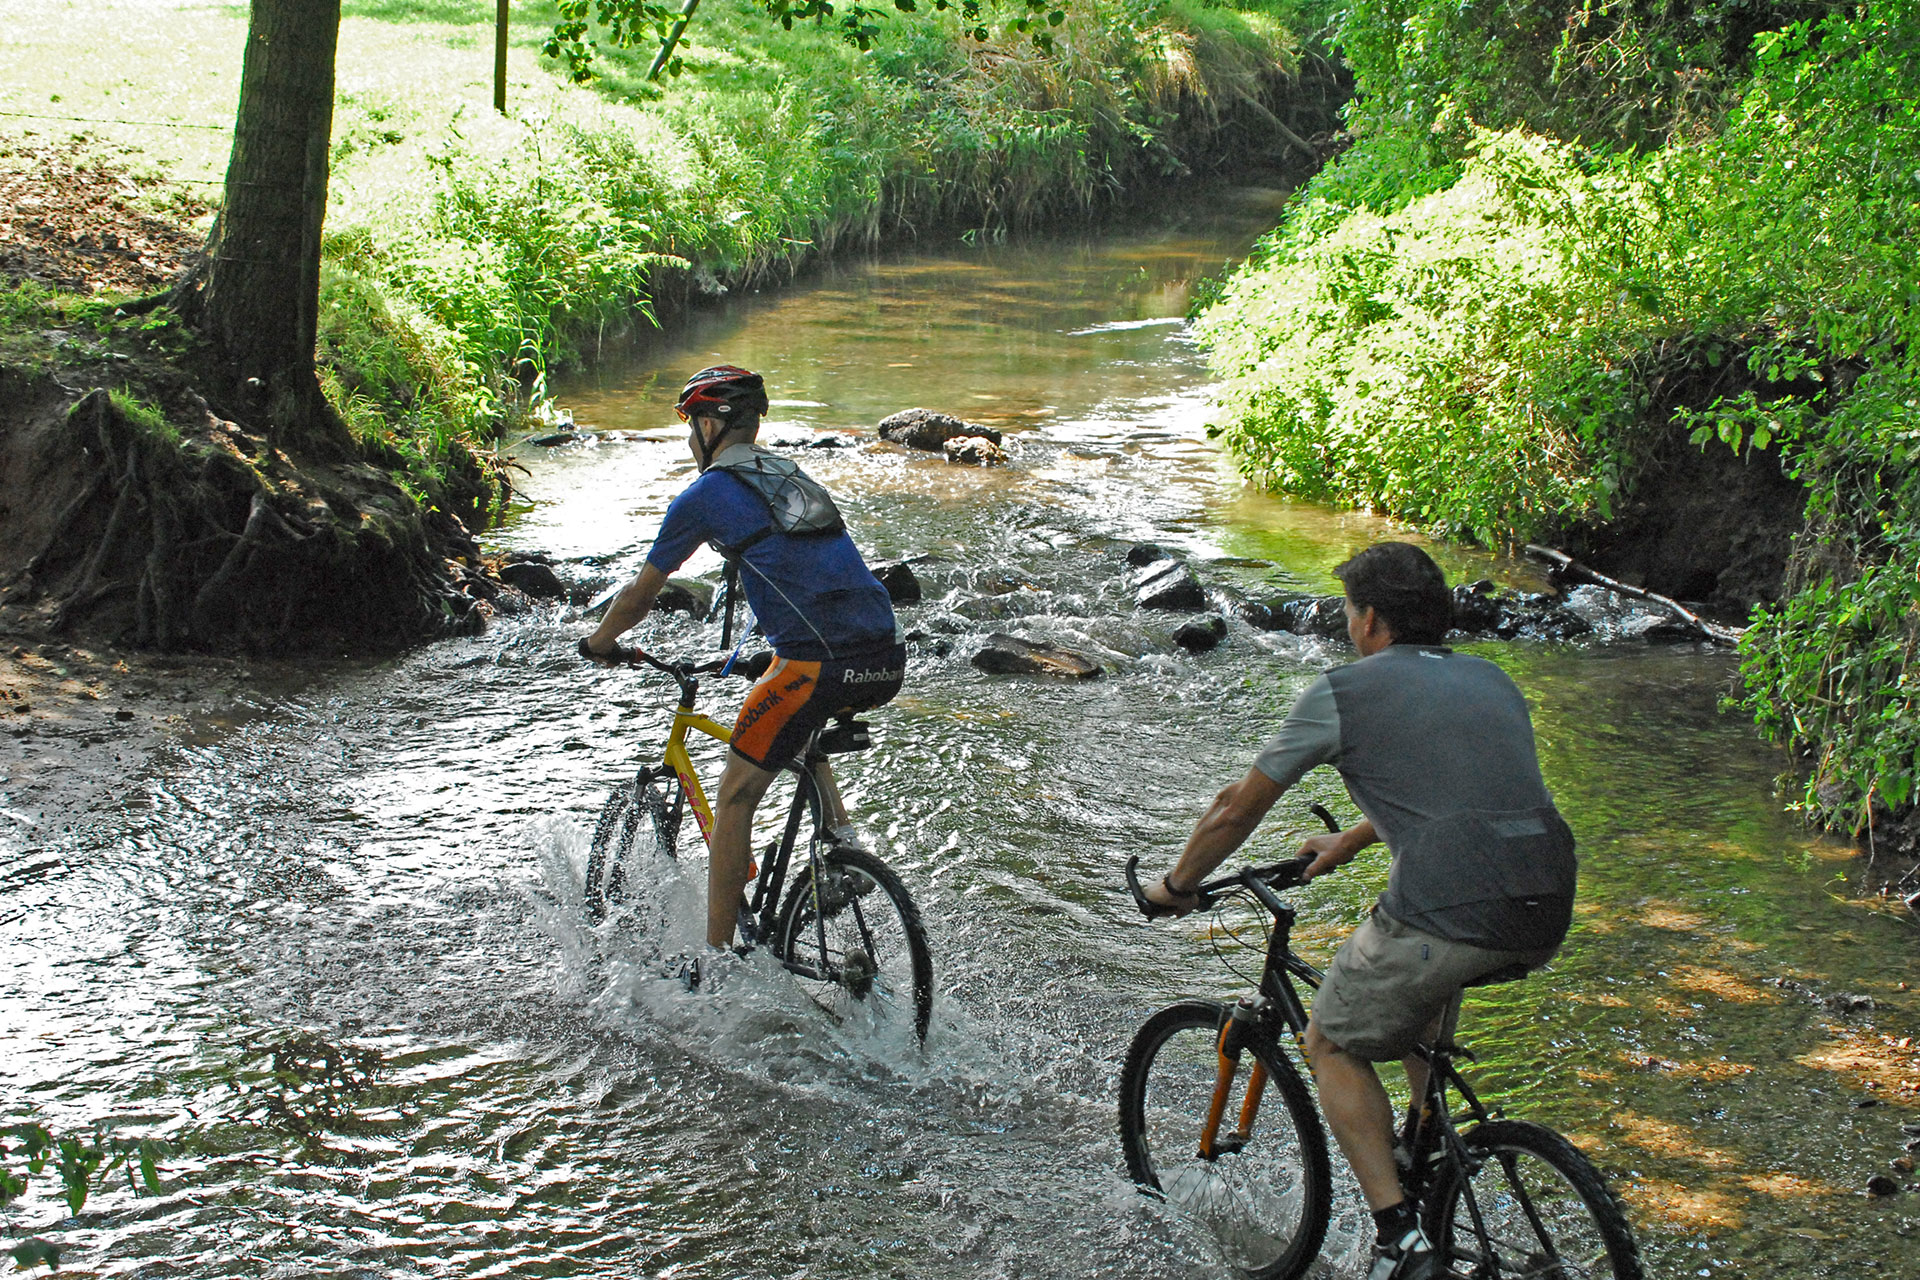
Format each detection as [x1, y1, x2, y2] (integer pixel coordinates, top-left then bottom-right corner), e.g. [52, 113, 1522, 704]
[1522, 545, 1746, 646]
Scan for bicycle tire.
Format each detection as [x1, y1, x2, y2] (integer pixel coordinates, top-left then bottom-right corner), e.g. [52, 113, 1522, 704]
[586, 768, 680, 918]
[1425, 1118, 1644, 1280]
[1118, 1000, 1331, 1280]
[773, 844, 933, 1042]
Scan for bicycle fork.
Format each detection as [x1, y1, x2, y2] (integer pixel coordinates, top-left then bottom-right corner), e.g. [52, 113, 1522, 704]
[1200, 995, 1268, 1159]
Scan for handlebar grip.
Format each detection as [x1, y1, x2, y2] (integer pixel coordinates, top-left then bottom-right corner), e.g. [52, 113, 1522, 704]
[1309, 802, 1342, 834]
[1125, 854, 1193, 920]
[578, 636, 639, 665]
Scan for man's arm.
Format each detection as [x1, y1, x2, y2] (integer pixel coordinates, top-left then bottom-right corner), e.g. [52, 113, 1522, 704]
[584, 563, 669, 658]
[1144, 766, 1285, 913]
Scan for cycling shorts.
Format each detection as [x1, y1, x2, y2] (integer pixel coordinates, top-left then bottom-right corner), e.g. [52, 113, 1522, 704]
[729, 643, 907, 769]
[1310, 907, 1558, 1061]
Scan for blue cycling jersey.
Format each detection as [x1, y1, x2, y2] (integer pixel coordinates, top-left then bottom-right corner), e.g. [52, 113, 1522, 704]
[645, 445, 897, 660]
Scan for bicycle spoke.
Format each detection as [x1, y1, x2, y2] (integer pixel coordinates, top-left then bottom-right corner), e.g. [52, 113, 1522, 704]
[1119, 1003, 1330, 1280]
[1435, 1122, 1640, 1280]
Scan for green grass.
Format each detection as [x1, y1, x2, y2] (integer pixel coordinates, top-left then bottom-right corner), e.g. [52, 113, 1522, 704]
[2, 0, 1317, 509]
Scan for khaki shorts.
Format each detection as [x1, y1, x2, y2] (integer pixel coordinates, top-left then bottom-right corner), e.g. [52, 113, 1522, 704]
[1310, 908, 1558, 1062]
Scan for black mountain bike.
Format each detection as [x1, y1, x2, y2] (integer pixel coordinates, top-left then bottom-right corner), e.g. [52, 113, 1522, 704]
[1118, 807, 1643, 1280]
[584, 645, 933, 1041]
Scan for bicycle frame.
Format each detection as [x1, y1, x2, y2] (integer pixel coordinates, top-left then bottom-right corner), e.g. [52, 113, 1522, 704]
[623, 650, 837, 939]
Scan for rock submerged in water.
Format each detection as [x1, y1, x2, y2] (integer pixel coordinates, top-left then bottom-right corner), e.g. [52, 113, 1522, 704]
[1173, 615, 1228, 653]
[971, 633, 1102, 679]
[878, 408, 1003, 452]
[943, 435, 1007, 466]
[869, 560, 923, 604]
[656, 577, 714, 620]
[1132, 557, 1206, 611]
[498, 559, 566, 600]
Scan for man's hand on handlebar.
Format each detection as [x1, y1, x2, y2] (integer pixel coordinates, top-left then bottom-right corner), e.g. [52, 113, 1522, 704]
[1296, 817, 1378, 880]
[1142, 873, 1202, 919]
[578, 635, 633, 666]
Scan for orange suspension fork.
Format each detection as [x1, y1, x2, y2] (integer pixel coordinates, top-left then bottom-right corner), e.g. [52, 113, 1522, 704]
[1199, 997, 1263, 1159]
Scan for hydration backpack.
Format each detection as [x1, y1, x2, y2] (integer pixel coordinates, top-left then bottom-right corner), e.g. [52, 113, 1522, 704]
[706, 447, 847, 649]
[708, 447, 845, 558]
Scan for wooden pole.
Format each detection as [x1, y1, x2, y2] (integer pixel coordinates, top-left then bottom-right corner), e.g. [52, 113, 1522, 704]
[494, 0, 508, 114]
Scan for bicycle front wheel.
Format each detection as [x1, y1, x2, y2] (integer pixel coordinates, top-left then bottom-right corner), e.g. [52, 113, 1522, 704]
[586, 768, 680, 918]
[1426, 1119, 1644, 1280]
[1118, 1001, 1331, 1280]
[773, 844, 933, 1042]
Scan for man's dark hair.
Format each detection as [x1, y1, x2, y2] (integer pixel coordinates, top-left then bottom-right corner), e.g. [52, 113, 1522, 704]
[1334, 542, 1452, 645]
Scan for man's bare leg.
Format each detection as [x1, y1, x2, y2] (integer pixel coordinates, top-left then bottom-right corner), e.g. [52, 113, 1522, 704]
[1304, 1019, 1404, 1211]
[708, 751, 778, 947]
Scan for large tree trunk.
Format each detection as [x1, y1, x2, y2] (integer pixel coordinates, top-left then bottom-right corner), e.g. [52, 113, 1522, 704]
[188, 0, 349, 454]
[1, 0, 500, 653]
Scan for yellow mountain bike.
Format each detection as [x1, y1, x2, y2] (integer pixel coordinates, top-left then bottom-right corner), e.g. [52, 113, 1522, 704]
[583, 645, 933, 1041]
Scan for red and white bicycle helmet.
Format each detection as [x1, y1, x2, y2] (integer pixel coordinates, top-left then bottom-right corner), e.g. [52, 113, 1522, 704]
[676, 365, 770, 421]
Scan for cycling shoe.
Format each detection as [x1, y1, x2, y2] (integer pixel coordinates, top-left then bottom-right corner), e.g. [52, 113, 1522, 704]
[661, 945, 753, 992]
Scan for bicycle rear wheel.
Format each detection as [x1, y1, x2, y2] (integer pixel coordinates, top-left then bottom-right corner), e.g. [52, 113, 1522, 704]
[1118, 1000, 1331, 1280]
[586, 768, 680, 919]
[1426, 1119, 1644, 1280]
[773, 844, 933, 1041]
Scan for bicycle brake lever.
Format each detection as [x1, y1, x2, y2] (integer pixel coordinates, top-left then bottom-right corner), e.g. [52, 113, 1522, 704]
[1269, 853, 1317, 888]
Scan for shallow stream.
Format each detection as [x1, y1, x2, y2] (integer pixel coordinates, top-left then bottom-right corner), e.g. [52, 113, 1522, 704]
[3, 185, 1917, 1278]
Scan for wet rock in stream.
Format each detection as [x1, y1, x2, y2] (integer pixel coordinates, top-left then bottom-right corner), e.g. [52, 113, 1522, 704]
[971, 633, 1102, 679]
[943, 435, 1008, 466]
[656, 577, 714, 620]
[1131, 557, 1206, 611]
[1173, 615, 1228, 653]
[870, 560, 923, 604]
[877, 408, 1003, 452]
[498, 557, 567, 600]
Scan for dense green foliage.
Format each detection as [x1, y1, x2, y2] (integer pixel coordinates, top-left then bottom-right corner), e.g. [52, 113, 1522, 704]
[1197, 1, 1920, 833]
[313, 0, 1310, 469]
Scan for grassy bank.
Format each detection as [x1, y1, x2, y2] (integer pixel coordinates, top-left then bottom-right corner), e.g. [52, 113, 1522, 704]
[1194, 0, 1920, 842]
[1, 0, 1328, 502]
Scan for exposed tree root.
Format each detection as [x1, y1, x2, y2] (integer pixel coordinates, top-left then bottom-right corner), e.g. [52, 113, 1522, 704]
[4, 384, 492, 653]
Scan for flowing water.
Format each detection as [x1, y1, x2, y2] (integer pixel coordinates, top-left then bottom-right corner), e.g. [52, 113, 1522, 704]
[4, 186, 1917, 1279]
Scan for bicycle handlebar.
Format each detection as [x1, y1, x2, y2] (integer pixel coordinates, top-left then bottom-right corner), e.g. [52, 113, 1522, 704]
[576, 637, 767, 679]
[1125, 803, 1345, 919]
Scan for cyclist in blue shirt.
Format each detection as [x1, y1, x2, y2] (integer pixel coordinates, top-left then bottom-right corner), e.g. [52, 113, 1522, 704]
[583, 366, 906, 952]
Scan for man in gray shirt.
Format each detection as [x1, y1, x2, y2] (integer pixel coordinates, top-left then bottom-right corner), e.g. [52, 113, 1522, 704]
[1144, 542, 1575, 1280]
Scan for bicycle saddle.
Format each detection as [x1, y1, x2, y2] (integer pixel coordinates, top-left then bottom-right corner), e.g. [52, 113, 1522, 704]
[818, 716, 874, 754]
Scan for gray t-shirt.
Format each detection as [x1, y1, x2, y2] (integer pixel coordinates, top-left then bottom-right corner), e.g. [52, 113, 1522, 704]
[1255, 644, 1575, 949]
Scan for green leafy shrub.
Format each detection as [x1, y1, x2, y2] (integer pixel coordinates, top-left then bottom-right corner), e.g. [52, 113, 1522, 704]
[1195, 126, 1643, 544]
[1202, 0, 1920, 830]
